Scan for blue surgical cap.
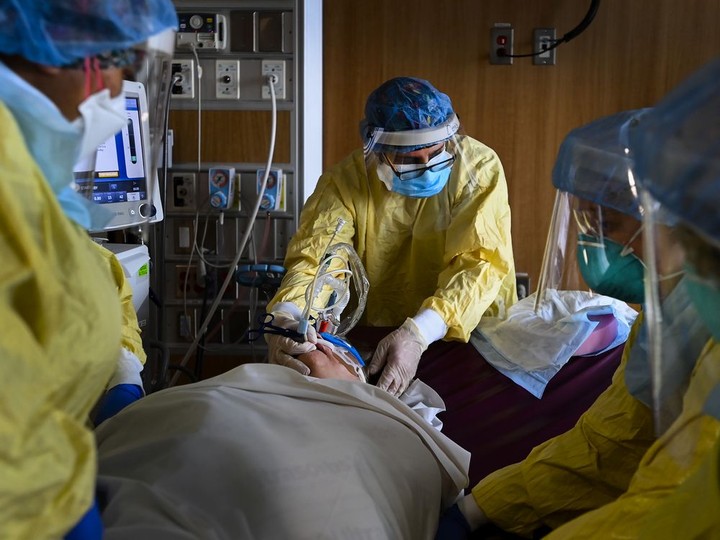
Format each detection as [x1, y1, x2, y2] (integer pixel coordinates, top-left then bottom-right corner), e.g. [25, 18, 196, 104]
[629, 58, 720, 247]
[362, 77, 455, 151]
[552, 109, 652, 220]
[0, 0, 178, 67]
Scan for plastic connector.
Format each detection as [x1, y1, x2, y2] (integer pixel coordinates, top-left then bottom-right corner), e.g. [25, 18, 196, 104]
[297, 318, 310, 341]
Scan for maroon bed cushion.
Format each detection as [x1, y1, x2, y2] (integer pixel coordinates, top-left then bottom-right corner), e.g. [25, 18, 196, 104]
[347, 326, 623, 487]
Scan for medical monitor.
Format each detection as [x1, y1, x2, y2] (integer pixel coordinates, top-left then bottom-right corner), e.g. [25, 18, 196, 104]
[73, 80, 164, 232]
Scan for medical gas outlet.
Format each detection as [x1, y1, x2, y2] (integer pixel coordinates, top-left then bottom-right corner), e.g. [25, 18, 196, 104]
[216, 60, 240, 99]
[257, 169, 285, 211]
[171, 59, 195, 99]
[209, 167, 236, 209]
[171, 173, 197, 211]
[262, 60, 286, 100]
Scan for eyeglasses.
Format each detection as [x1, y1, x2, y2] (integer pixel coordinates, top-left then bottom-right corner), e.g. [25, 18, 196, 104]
[382, 151, 456, 181]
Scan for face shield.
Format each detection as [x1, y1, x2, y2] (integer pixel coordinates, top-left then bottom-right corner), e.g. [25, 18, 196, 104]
[362, 113, 476, 198]
[638, 190, 714, 435]
[1, 0, 179, 231]
[130, 27, 176, 230]
[68, 28, 176, 231]
[629, 59, 720, 434]
[360, 76, 469, 199]
[538, 191, 646, 307]
[537, 110, 651, 311]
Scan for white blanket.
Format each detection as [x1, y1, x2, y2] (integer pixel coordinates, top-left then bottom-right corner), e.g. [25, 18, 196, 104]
[471, 290, 638, 397]
[96, 364, 470, 540]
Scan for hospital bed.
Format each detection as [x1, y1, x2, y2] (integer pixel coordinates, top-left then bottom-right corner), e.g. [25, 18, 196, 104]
[96, 364, 470, 539]
[347, 326, 624, 488]
[96, 328, 622, 538]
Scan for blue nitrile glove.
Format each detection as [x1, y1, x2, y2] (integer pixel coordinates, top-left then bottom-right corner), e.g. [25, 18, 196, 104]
[64, 499, 103, 540]
[94, 383, 143, 426]
[435, 503, 471, 540]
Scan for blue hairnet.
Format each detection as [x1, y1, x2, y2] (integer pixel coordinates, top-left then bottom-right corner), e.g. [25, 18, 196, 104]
[362, 77, 455, 151]
[552, 109, 652, 220]
[629, 58, 720, 247]
[0, 0, 178, 67]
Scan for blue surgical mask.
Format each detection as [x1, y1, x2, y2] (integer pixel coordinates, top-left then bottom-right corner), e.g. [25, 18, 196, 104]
[684, 264, 720, 341]
[625, 275, 711, 430]
[376, 149, 454, 198]
[0, 61, 82, 195]
[390, 167, 451, 198]
[0, 61, 113, 229]
[577, 233, 645, 303]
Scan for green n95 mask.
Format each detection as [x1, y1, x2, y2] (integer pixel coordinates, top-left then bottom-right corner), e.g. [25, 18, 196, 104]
[577, 233, 645, 304]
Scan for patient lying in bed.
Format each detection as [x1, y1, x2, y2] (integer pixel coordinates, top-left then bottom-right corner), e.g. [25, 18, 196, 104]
[95, 337, 469, 540]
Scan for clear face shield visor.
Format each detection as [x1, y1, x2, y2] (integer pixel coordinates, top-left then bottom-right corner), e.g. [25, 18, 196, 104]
[536, 191, 646, 310]
[361, 113, 472, 197]
[129, 27, 176, 233]
[71, 28, 176, 231]
[640, 189, 715, 435]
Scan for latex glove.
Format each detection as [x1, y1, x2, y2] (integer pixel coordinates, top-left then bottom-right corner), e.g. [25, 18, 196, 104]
[64, 499, 103, 540]
[434, 503, 471, 540]
[94, 383, 143, 427]
[265, 310, 318, 376]
[369, 318, 428, 396]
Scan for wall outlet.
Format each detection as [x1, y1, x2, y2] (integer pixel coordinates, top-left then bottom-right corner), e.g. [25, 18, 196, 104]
[174, 264, 205, 299]
[178, 312, 193, 339]
[171, 173, 197, 210]
[171, 59, 195, 99]
[215, 59, 240, 99]
[516, 272, 531, 299]
[533, 28, 557, 65]
[261, 59, 286, 99]
[490, 24, 513, 65]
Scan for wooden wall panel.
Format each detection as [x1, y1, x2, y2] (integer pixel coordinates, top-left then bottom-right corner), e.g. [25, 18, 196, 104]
[169, 110, 291, 164]
[323, 0, 720, 290]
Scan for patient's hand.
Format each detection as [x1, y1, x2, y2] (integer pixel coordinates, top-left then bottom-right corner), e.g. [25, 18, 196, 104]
[297, 342, 360, 381]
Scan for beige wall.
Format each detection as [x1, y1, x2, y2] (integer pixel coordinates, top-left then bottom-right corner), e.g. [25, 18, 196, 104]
[323, 0, 720, 290]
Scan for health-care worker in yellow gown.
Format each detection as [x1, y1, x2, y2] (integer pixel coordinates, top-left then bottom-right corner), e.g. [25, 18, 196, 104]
[435, 59, 720, 539]
[266, 77, 517, 396]
[0, 1, 177, 539]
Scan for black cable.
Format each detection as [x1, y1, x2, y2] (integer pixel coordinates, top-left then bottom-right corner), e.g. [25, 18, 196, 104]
[504, 0, 601, 58]
[149, 286, 162, 307]
[193, 269, 215, 381]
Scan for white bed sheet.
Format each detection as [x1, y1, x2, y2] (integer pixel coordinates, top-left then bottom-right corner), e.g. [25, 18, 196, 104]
[96, 364, 470, 540]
